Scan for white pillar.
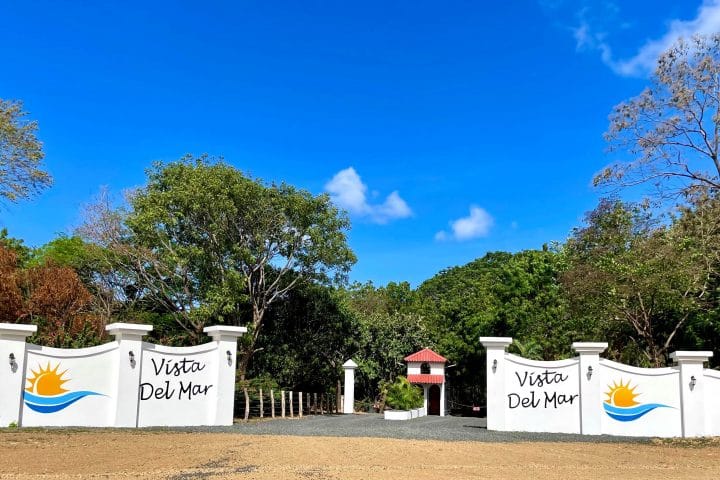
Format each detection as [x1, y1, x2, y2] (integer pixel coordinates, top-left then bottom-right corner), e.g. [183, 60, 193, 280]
[670, 351, 713, 438]
[106, 323, 153, 427]
[0, 323, 37, 427]
[204, 325, 247, 426]
[423, 385, 429, 412]
[480, 337, 513, 431]
[342, 359, 358, 414]
[440, 382, 446, 417]
[572, 342, 608, 435]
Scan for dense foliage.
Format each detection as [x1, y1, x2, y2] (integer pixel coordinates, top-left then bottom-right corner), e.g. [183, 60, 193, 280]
[3, 34, 720, 412]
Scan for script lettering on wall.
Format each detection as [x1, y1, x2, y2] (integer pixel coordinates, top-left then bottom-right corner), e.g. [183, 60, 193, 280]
[507, 369, 578, 409]
[140, 357, 213, 401]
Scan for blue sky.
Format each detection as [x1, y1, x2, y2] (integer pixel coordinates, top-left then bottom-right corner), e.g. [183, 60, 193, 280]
[0, 1, 715, 286]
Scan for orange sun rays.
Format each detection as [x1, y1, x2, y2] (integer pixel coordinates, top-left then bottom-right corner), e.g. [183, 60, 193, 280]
[25, 362, 70, 396]
[605, 379, 640, 407]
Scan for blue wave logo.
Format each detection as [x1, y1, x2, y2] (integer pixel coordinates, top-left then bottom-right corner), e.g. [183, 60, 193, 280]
[23, 391, 102, 413]
[24, 362, 103, 414]
[602, 401, 671, 422]
[604, 379, 672, 422]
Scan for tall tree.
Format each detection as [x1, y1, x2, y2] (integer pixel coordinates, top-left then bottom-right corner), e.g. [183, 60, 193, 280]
[81, 156, 355, 378]
[600, 34, 720, 198]
[562, 199, 712, 366]
[0, 100, 51, 204]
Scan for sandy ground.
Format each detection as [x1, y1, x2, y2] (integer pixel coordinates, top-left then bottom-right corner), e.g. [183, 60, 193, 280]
[1, 431, 720, 480]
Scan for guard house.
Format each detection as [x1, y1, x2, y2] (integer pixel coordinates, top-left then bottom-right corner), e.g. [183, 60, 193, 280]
[405, 348, 447, 416]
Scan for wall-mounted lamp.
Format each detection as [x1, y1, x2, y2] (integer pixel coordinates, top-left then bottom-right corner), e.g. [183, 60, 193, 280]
[690, 375, 697, 390]
[9, 353, 17, 373]
[492, 359, 498, 373]
[128, 351, 136, 368]
[587, 365, 593, 380]
[226, 350, 233, 366]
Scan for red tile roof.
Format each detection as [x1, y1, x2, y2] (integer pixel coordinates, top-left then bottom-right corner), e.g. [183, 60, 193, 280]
[404, 348, 447, 363]
[407, 374, 445, 384]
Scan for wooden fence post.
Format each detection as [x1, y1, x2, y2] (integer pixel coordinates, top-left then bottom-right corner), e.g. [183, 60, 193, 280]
[259, 388, 264, 419]
[281, 390, 286, 418]
[271, 389, 275, 419]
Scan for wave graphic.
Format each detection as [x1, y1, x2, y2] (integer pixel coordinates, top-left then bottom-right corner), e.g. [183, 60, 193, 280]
[23, 391, 102, 413]
[603, 402, 671, 422]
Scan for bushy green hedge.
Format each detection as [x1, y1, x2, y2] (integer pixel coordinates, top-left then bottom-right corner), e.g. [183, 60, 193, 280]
[384, 376, 423, 410]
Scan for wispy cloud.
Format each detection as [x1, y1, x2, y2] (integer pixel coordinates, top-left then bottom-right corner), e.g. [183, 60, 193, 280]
[612, 0, 720, 76]
[325, 167, 412, 224]
[435, 206, 494, 242]
[567, 0, 720, 77]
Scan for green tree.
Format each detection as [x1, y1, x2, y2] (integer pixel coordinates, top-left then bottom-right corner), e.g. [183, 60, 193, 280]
[562, 199, 713, 366]
[600, 34, 720, 197]
[81, 156, 355, 379]
[0, 100, 51, 204]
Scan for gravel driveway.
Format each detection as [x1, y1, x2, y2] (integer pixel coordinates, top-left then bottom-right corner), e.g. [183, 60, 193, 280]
[179, 414, 647, 443]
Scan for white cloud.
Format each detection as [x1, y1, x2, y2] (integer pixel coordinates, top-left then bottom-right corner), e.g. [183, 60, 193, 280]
[325, 167, 412, 224]
[571, 0, 720, 77]
[436, 206, 494, 242]
[612, 0, 720, 77]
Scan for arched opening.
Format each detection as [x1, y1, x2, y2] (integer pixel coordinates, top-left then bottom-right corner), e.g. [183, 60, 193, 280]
[420, 362, 430, 374]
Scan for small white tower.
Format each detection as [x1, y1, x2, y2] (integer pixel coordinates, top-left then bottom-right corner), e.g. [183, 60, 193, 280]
[405, 348, 447, 416]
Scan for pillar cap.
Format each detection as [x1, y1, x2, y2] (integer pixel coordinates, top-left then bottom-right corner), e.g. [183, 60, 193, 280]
[204, 325, 247, 339]
[0, 323, 37, 338]
[480, 337, 513, 349]
[670, 351, 713, 363]
[106, 323, 153, 338]
[343, 359, 358, 369]
[572, 342, 608, 354]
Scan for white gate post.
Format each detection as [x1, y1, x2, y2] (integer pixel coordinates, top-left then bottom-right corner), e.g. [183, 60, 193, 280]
[106, 323, 153, 427]
[480, 337, 512, 431]
[204, 325, 247, 426]
[572, 342, 608, 435]
[0, 323, 37, 427]
[342, 359, 358, 414]
[670, 350, 713, 438]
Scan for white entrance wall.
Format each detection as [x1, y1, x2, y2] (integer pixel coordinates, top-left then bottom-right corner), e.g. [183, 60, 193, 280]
[481, 337, 715, 438]
[0, 322, 246, 427]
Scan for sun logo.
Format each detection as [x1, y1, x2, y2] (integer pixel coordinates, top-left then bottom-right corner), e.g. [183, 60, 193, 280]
[26, 363, 70, 396]
[603, 379, 670, 422]
[605, 379, 639, 407]
[23, 362, 102, 414]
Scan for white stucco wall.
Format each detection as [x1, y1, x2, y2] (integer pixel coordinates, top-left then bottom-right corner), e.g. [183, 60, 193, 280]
[503, 354, 581, 434]
[21, 343, 119, 427]
[137, 342, 219, 427]
[705, 370, 720, 436]
[0, 322, 245, 428]
[599, 359, 682, 437]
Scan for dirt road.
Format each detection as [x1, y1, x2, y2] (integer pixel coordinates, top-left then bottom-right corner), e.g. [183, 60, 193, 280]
[1, 431, 719, 479]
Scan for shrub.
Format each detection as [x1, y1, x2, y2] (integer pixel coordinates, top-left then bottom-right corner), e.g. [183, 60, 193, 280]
[384, 376, 423, 410]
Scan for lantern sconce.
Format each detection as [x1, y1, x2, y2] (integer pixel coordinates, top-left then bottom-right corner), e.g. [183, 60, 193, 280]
[492, 359, 498, 373]
[690, 375, 697, 390]
[226, 350, 233, 366]
[129, 351, 136, 368]
[9, 353, 17, 373]
[587, 365, 593, 380]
